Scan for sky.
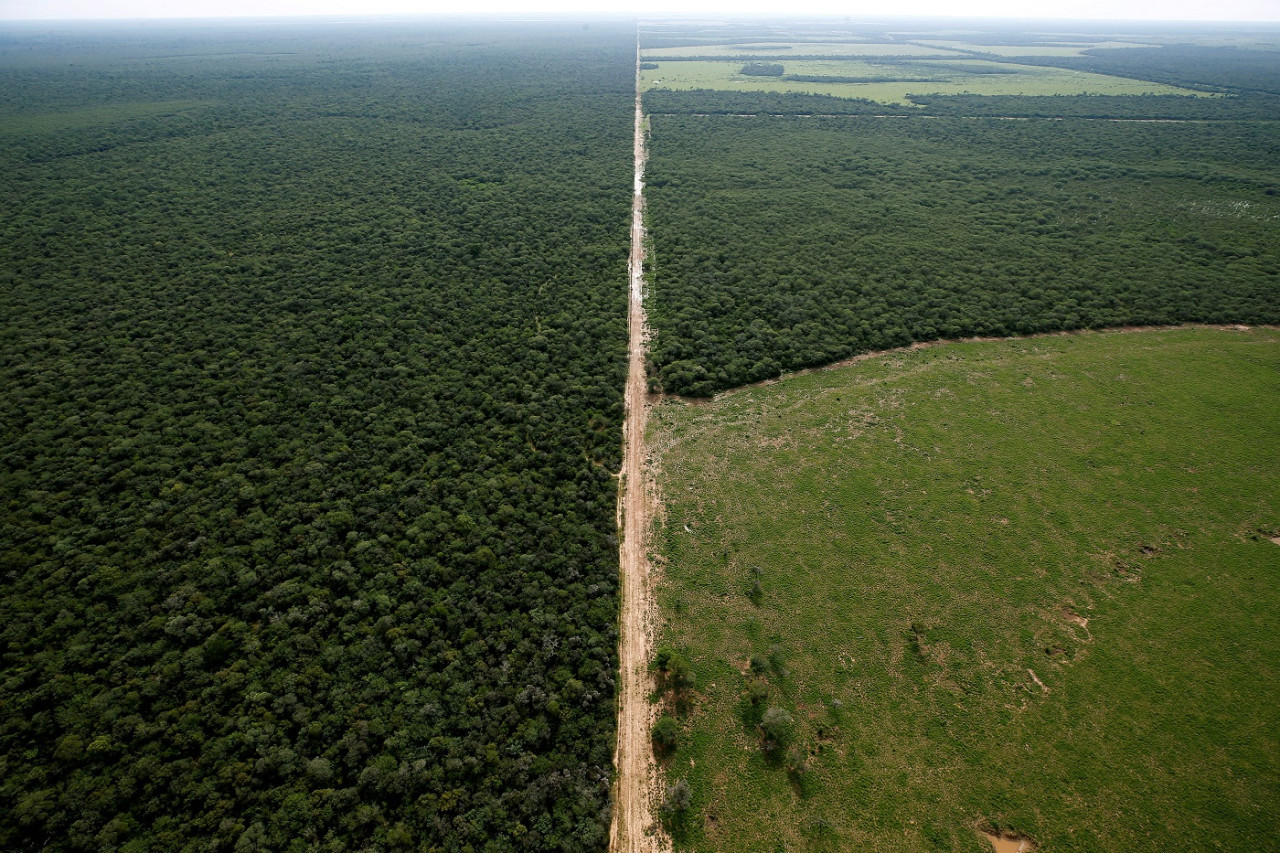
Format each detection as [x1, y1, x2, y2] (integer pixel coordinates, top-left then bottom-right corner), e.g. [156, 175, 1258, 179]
[2, 0, 1278, 21]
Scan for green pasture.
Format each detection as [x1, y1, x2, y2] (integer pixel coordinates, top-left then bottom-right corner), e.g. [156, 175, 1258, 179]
[642, 42, 963, 59]
[649, 328, 1280, 852]
[912, 40, 1158, 57]
[640, 59, 1206, 104]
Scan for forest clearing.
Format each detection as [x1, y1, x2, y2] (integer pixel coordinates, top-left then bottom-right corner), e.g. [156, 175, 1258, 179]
[647, 327, 1280, 851]
[0, 12, 1277, 852]
[610, 44, 662, 853]
[639, 17, 1279, 852]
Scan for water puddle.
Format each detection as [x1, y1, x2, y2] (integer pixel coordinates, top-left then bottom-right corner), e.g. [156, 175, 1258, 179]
[982, 831, 1035, 852]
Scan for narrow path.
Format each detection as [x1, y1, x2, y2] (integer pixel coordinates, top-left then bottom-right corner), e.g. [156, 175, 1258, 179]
[610, 30, 662, 853]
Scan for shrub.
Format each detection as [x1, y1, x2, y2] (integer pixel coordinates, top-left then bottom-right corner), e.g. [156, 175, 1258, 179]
[652, 715, 679, 755]
[760, 706, 793, 753]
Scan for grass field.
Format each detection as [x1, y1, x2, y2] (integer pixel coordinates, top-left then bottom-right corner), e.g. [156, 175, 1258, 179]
[639, 59, 1205, 104]
[642, 42, 964, 58]
[911, 40, 1158, 57]
[649, 328, 1280, 852]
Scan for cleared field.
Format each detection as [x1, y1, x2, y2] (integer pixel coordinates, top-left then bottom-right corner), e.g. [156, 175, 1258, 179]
[649, 328, 1280, 852]
[640, 59, 1206, 104]
[912, 40, 1158, 57]
[643, 42, 963, 58]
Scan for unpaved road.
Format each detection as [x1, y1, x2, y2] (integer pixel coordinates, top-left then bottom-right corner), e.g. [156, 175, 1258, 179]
[610, 36, 663, 853]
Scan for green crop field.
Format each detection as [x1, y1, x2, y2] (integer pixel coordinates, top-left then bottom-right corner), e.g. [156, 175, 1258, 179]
[648, 328, 1280, 852]
[639, 59, 1206, 104]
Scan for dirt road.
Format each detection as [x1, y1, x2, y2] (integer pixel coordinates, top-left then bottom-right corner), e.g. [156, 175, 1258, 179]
[610, 35, 663, 853]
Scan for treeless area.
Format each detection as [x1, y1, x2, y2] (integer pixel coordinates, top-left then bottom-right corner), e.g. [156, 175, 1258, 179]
[611, 36, 665, 853]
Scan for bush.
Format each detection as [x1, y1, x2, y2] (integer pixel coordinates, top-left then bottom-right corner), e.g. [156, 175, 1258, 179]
[760, 706, 793, 753]
[654, 647, 694, 691]
[652, 716, 679, 755]
[660, 777, 693, 824]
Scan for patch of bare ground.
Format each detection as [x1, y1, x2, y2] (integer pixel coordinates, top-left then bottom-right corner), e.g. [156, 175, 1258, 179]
[1026, 669, 1050, 694]
[1063, 609, 1089, 629]
[982, 829, 1037, 852]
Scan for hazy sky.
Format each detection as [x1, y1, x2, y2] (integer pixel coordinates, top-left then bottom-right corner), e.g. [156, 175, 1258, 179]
[2, 0, 1278, 21]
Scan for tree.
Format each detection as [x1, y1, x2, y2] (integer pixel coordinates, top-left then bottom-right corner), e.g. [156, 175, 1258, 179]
[652, 715, 678, 755]
[653, 646, 694, 692]
[760, 706, 793, 754]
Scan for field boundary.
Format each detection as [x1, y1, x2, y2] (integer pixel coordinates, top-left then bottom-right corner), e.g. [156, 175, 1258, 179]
[661, 323, 1273, 404]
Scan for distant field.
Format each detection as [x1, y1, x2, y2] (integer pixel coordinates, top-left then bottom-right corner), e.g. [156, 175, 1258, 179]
[649, 328, 1280, 852]
[640, 59, 1206, 104]
[642, 42, 963, 58]
[911, 40, 1158, 57]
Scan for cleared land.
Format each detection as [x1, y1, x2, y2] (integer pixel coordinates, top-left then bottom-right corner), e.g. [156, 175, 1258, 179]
[639, 59, 1206, 103]
[611, 55, 662, 853]
[910, 40, 1158, 57]
[648, 328, 1280, 852]
[642, 43, 964, 58]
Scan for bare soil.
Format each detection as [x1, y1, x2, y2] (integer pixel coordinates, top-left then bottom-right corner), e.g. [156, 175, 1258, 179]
[610, 39, 666, 853]
[983, 830, 1037, 852]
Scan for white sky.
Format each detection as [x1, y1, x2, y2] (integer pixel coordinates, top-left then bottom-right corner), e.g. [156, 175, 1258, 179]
[1, 0, 1278, 21]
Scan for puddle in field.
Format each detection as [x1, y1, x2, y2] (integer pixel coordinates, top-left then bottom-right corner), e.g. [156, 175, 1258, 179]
[983, 831, 1036, 853]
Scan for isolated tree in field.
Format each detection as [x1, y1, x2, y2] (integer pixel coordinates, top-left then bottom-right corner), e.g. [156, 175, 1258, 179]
[785, 745, 810, 778]
[653, 646, 694, 692]
[760, 706, 793, 754]
[652, 715, 679, 755]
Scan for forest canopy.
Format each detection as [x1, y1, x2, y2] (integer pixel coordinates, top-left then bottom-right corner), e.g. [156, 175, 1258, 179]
[641, 40, 1280, 395]
[0, 20, 633, 851]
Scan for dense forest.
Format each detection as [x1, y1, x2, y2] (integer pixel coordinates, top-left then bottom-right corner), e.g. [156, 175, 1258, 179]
[0, 21, 632, 850]
[642, 43, 1280, 395]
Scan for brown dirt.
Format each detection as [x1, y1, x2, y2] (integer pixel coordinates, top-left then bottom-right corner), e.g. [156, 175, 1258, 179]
[1027, 668, 1050, 694]
[1063, 609, 1089, 629]
[610, 37, 666, 853]
[983, 830, 1037, 852]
